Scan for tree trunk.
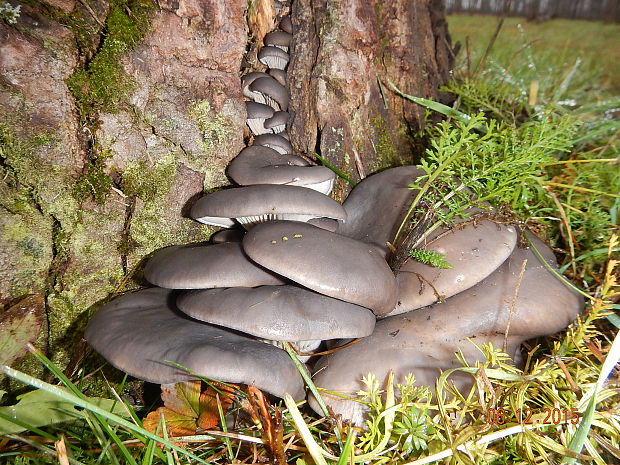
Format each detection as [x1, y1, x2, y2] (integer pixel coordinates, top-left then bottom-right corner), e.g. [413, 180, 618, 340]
[0, 0, 452, 384]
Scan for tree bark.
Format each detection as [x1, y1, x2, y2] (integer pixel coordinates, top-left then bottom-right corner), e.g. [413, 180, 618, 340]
[0, 0, 452, 384]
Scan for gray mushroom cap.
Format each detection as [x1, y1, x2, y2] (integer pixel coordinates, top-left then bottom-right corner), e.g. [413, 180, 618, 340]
[177, 285, 376, 342]
[253, 133, 293, 154]
[258, 46, 290, 70]
[309, 234, 583, 424]
[389, 219, 518, 316]
[85, 288, 305, 400]
[144, 242, 285, 289]
[338, 166, 424, 256]
[264, 30, 292, 51]
[241, 71, 270, 98]
[227, 146, 335, 194]
[249, 77, 290, 111]
[268, 69, 287, 86]
[279, 15, 293, 33]
[191, 185, 347, 228]
[246, 102, 274, 135]
[264, 111, 290, 133]
[243, 221, 398, 315]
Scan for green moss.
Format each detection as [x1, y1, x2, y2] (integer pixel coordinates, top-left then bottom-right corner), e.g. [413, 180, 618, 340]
[73, 164, 114, 204]
[189, 100, 234, 156]
[370, 115, 404, 171]
[66, 0, 155, 116]
[121, 152, 178, 202]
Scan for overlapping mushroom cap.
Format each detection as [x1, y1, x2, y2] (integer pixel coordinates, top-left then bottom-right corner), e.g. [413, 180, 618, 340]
[308, 234, 583, 424]
[144, 242, 285, 289]
[243, 221, 398, 315]
[390, 219, 518, 316]
[85, 288, 305, 400]
[177, 285, 376, 342]
[190, 184, 346, 228]
[338, 166, 424, 255]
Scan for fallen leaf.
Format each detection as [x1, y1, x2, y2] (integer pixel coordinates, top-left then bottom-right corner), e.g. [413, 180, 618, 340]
[160, 380, 201, 418]
[143, 406, 199, 437]
[196, 383, 236, 430]
[0, 295, 45, 366]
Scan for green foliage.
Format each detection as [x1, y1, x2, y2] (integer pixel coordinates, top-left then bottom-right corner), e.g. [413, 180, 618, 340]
[121, 153, 177, 202]
[408, 248, 452, 269]
[73, 163, 113, 204]
[67, 0, 154, 116]
[0, 1, 20, 24]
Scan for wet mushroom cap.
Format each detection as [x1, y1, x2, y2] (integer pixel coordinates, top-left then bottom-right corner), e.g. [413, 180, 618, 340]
[144, 242, 285, 289]
[258, 46, 290, 70]
[279, 15, 293, 33]
[249, 77, 290, 111]
[264, 30, 292, 52]
[190, 184, 347, 227]
[264, 111, 290, 132]
[241, 71, 270, 98]
[338, 166, 425, 256]
[268, 69, 287, 86]
[389, 219, 518, 316]
[85, 288, 305, 400]
[253, 133, 293, 154]
[227, 146, 334, 189]
[246, 101, 274, 119]
[243, 221, 398, 315]
[177, 285, 376, 342]
[308, 233, 583, 423]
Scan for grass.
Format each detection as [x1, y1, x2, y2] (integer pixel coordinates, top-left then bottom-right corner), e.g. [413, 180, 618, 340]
[1, 13, 619, 465]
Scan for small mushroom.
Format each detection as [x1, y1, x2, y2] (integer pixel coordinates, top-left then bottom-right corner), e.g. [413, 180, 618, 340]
[227, 146, 335, 194]
[264, 111, 290, 134]
[243, 221, 398, 315]
[144, 242, 286, 289]
[249, 77, 290, 111]
[268, 69, 287, 86]
[246, 102, 274, 135]
[279, 15, 293, 34]
[308, 233, 583, 424]
[258, 46, 290, 70]
[241, 71, 270, 98]
[264, 30, 293, 52]
[253, 133, 294, 154]
[191, 184, 347, 228]
[85, 288, 305, 400]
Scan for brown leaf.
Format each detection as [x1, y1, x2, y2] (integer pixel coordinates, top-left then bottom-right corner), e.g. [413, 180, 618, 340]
[143, 406, 198, 437]
[196, 383, 237, 430]
[160, 380, 201, 418]
[0, 294, 44, 366]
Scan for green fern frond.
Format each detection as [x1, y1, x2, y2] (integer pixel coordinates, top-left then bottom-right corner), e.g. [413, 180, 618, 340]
[408, 248, 453, 269]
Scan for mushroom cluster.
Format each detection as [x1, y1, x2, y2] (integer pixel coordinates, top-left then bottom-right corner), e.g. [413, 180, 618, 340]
[85, 6, 583, 425]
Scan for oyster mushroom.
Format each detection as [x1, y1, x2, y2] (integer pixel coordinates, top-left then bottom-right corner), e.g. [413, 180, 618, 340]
[264, 30, 293, 52]
[227, 146, 335, 194]
[85, 288, 305, 400]
[308, 233, 583, 424]
[258, 46, 290, 70]
[253, 133, 294, 155]
[177, 284, 376, 360]
[264, 111, 289, 134]
[144, 242, 286, 289]
[249, 76, 289, 111]
[190, 184, 346, 228]
[243, 221, 398, 315]
[246, 102, 274, 135]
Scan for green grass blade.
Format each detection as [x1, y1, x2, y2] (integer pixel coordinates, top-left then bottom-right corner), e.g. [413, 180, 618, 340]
[313, 152, 357, 186]
[562, 327, 620, 463]
[336, 430, 357, 465]
[386, 79, 473, 124]
[1, 366, 211, 465]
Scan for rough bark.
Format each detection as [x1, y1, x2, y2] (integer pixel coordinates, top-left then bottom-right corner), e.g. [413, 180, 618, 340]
[0, 0, 452, 387]
[289, 0, 453, 200]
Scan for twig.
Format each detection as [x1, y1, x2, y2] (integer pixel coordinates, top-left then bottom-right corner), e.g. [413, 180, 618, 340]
[503, 258, 527, 353]
[473, 0, 513, 78]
